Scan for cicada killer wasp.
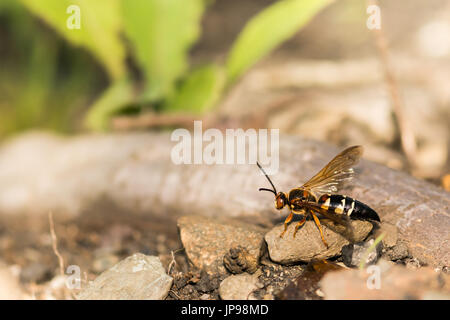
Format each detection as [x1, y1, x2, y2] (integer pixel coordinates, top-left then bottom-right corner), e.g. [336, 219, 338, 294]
[257, 145, 380, 248]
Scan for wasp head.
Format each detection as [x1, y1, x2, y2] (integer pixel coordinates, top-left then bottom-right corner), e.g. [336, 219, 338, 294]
[257, 162, 288, 210]
[275, 192, 288, 210]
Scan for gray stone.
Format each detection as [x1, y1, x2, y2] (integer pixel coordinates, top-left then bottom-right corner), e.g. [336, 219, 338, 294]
[219, 271, 262, 300]
[342, 239, 382, 268]
[77, 253, 172, 300]
[265, 219, 373, 264]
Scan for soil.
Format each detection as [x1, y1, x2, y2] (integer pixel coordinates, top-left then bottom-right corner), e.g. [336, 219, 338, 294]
[0, 195, 447, 300]
[0, 198, 306, 300]
[0, 199, 324, 300]
[0, 200, 184, 299]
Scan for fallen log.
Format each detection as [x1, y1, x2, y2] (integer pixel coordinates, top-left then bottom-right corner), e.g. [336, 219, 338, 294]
[0, 131, 448, 267]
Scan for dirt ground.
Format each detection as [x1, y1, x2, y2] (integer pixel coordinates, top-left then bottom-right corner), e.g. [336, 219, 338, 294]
[0, 203, 305, 300]
[0, 200, 441, 300]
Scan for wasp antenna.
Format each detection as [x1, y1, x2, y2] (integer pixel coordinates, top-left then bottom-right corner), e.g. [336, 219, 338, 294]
[256, 161, 277, 195]
[259, 188, 277, 195]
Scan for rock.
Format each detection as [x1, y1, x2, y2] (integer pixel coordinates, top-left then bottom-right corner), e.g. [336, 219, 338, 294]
[342, 239, 382, 268]
[219, 271, 263, 300]
[77, 253, 173, 300]
[0, 264, 25, 299]
[223, 245, 259, 274]
[373, 222, 398, 248]
[265, 219, 373, 264]
[178, 216, 266, 274]
[320, 260, 450, 299]
[382, 241, 409, 261]
[200, 293, 210, 300]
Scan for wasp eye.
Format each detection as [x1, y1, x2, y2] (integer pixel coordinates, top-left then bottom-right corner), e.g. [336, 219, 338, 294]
[276, 196, 285, 209]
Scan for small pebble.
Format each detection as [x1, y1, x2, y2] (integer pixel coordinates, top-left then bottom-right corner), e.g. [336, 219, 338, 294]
[219, 271, 262, 300]
[77, 253, 173, 300]
[342, 239, 382, 268]
[200, 293, 210, 300]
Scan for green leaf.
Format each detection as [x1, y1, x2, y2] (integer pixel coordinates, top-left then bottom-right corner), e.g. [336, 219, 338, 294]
[227, 0, 332, 83]
[164, 64, 225, 113]
[84, 78, 135, 131]
[0, 0, 15, 11]
[19, 0, 125, 80]
[121, 0, 206, 101]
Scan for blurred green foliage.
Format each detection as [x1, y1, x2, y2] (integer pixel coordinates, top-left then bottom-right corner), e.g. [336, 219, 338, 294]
[227, 0, 332, 82]
[0, 0, 331, 135]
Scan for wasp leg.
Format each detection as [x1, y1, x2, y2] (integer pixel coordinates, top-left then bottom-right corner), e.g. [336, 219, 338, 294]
[280, 212, 294, 238]
[311, 211, 329, 248]
[293, 215, 307, 238]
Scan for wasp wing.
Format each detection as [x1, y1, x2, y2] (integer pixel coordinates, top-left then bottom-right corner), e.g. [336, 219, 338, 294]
[306, 203, 356, 241]
[301, 145, 363, 196]
[305, 202, 351, 226]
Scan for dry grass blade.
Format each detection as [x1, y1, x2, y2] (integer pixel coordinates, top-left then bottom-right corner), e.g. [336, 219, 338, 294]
[359, 233, 385, 270]
[48, 212, 65, 277]
[367, 0, 418, 170]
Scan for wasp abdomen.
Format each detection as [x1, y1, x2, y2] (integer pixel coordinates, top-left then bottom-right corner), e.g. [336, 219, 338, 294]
[318, 194, 380, 222]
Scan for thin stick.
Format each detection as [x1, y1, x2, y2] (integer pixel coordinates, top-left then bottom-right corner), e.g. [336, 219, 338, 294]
[167, 248, 185, 275]
[110, 95, 298, 132]
[169, 290, 181, 300]
[48, 212, 65, 277]
[167, 250, 177, 275]
[112, 112, 200, 131]
[368, 0, 417, 169]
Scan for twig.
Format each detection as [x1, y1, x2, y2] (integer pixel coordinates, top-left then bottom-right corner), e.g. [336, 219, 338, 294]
[167, 248, 185, 275]
[48, 212, 65, 277]
[167, 250, 177, 275]
[110, 95, 298, 132]
[49, 213, 77, 300]
[368, 0, 418, 169]
[112, 112, 201, 131]
[169, 289, 181, 300]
